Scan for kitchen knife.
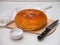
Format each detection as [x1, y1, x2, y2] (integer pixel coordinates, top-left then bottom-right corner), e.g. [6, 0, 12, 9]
[37, 20, 59, 40]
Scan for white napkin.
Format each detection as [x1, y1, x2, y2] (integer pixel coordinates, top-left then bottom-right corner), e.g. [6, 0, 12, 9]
[0, 11, 15, 26]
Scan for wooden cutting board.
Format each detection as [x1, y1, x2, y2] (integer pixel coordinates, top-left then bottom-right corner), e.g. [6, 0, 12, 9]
[6, 19, 57, 36]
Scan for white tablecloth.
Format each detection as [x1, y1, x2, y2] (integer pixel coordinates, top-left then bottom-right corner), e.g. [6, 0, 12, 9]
[0, 2, 60, 45]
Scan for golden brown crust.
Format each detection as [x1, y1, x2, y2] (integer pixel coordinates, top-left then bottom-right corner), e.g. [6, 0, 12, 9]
[14, 9, 47, 31]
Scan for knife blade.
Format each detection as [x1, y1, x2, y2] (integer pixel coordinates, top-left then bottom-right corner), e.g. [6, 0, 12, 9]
[37, 20, 59, 40]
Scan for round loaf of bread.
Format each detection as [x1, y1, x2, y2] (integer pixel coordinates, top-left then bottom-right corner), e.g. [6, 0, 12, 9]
[14, 9, 47, 31]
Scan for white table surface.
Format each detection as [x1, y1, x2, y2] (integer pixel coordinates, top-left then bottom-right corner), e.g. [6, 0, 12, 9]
[0, 2, 60, 45]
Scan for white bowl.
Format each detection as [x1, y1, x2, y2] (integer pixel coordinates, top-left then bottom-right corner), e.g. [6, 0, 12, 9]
[10, 28, 23, 40]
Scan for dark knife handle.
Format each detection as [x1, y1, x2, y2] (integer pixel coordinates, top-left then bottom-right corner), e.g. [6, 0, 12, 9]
[37, 29, 50, 40]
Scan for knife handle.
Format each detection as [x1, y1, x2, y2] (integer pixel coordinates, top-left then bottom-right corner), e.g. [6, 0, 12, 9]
[37, 29, 50, 40]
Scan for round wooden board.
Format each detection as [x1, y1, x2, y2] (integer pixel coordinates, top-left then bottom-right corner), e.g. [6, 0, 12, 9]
[6, 19, 58, 36]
